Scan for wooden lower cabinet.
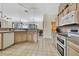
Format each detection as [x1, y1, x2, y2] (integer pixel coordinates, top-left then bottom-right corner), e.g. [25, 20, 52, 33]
[14, 32, 21, 43]
[33, 32, 38, 42]
[21, 32, 27, 42]
[14, 31, 37, 43]
[67, 46, 79, 56]
[27, 32, 33, 42]
[14, 31, 27, 43]
[67, 41, 79, 56]
[0, 34, 2, 49]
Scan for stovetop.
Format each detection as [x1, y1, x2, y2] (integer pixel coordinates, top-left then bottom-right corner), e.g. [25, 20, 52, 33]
[58, 32, 69, 37]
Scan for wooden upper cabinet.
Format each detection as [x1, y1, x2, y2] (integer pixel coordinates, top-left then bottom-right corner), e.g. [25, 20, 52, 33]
[68, 3, 77, 12]
[59, 3, 68, 13]
[58, 3, 79, 26]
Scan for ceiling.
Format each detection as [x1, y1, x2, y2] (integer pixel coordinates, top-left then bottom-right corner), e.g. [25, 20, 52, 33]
[0, 3, 59, 22]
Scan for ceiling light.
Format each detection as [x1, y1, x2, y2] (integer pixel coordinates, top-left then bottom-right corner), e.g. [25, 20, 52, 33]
[25, 10, 28, 13]
[6, 17, 12, 19]
[0, 11, 2, 13]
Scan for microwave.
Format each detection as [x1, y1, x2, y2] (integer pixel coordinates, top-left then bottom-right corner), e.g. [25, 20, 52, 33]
[59, 11, 78, 26]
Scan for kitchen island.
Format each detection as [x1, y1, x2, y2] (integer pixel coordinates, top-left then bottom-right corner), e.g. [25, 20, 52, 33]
[0, 29, 38, 50]
[14, 29, 38, 44]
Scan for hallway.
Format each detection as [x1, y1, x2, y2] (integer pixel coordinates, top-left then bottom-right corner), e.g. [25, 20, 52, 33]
[0, 37, 59, 56]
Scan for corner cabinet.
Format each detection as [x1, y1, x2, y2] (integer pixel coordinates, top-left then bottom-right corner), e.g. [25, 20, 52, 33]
[59, 11, 79, 26]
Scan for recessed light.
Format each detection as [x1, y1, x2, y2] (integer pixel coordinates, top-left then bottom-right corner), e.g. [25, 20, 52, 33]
[25, 10, 28, 13]
[0, 11, 2, 13]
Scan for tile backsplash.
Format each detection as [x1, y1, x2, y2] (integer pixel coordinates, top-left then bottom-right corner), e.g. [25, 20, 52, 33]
[60, 25, 79, 32]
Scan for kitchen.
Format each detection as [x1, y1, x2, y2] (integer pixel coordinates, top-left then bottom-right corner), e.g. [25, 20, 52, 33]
[55, 3, 79, 56]
[0, 3, 79, 56]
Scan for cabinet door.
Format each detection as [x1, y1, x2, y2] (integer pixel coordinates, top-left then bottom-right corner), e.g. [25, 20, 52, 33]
[3, 33, 14, 49]
[1, 20, 8, 28]
[14, 32, 22, 43]
[1, 20, 12, 28]
[0, 34, 2, 49]
[67, 41, 79, 56]
[33, 32, 38, 42]
[1, 20, 6, 28]
[27, 32, 33, 42]
[7, 22, 12, 28]
[67, 46, 79, 56]
[21, 32, 27, 42]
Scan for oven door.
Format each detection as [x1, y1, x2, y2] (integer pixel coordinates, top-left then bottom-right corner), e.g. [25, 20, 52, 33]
[57, 37, 64, 45]
[57, 35, 67, 56]
[57, 43, 64, 56]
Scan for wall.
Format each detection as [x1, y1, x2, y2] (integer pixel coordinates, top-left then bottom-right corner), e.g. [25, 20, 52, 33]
[43, 14, 52, 39]
[36, 22, 43, 30]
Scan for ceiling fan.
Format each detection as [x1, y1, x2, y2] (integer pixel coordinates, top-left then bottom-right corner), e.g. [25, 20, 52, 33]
[6, 17, 12, 19]
[18, 3, 28, 13]
[1, 15, 12, 19]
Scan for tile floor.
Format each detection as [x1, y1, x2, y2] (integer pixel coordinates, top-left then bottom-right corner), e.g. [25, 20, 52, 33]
[0, 37, 59, 56]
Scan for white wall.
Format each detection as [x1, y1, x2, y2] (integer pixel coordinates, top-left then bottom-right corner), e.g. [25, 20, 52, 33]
[36, 22, 43, 30]
[43, 14, 52, 39]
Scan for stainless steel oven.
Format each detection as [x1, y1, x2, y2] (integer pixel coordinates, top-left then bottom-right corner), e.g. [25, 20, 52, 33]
[57, 34, 67, 56]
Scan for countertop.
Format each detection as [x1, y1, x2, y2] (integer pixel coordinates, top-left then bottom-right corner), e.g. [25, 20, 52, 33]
[14, 29, 38, 32]
[14, 30, 27, 32]
[0, 31, 13, 33]
[58, 32, 69, 37]
[0, 29, 38, 33]
[68, 32, 79, 46]
[59, 32, 79, 45]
